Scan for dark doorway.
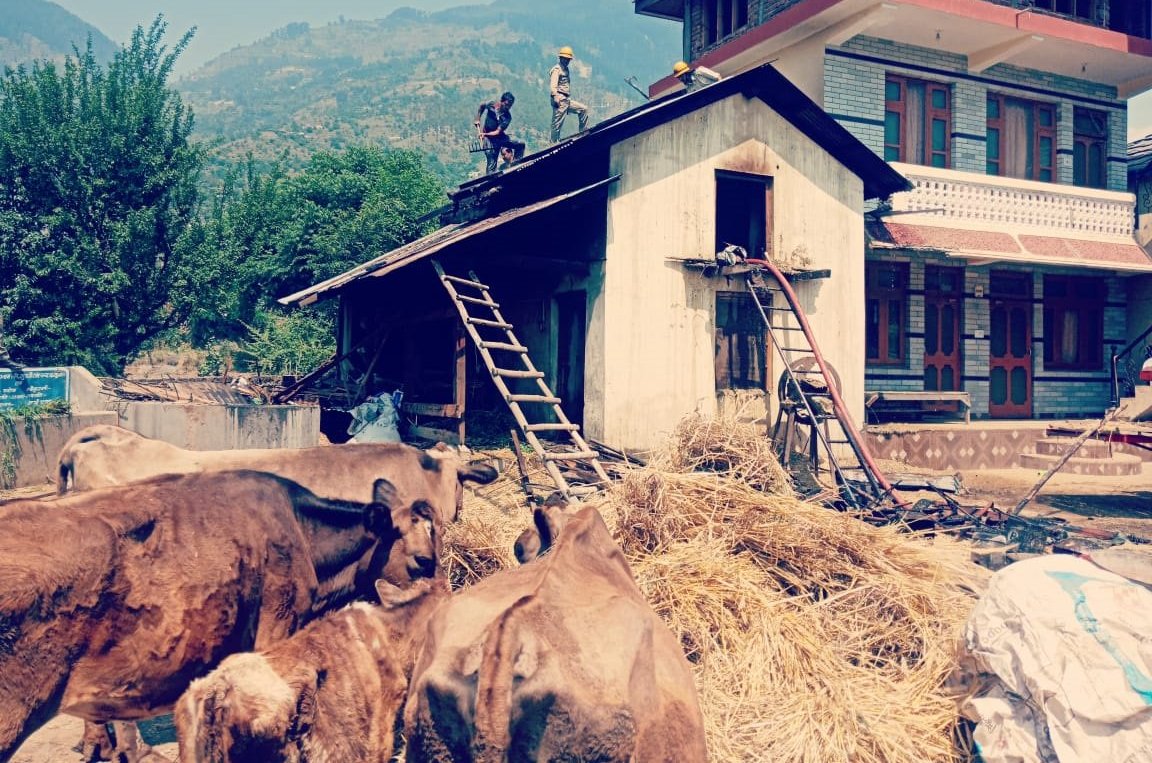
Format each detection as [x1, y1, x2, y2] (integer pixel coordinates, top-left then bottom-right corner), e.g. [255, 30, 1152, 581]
[556, 292, 586, 427]
[989, 271, 1033, 418]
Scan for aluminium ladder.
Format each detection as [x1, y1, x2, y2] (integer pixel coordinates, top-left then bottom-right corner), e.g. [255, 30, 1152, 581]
[432, 260, 610, 498]
[745, 260, 896, 511]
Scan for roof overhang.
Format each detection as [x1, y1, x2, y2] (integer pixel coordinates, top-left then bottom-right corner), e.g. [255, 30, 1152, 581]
[279, 176, 619, 307]
[654, 0, 1152, 99]
[867, 220, 1152, 274]
[634, 0, 684, 22]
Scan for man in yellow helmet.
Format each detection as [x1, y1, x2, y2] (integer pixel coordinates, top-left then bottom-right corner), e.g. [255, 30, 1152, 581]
[673, 60, 722, 92]
[549, 46, 589, 143]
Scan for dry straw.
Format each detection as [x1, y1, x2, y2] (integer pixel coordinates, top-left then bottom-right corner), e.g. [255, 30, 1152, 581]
[454, 415, 986, 763]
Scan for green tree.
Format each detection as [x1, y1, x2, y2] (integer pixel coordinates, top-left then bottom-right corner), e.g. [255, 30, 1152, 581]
[192, 145, 444, 343]
[0, 18, 209, 374]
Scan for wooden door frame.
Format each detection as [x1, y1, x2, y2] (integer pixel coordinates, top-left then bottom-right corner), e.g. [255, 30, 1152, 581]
[988, 296, 1033, 418]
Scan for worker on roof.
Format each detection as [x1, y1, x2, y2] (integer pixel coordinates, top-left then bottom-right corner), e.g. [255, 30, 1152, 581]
[474, 91, 525, 175]
[549, 46, 589, 143]
[673, 60, 722, 92]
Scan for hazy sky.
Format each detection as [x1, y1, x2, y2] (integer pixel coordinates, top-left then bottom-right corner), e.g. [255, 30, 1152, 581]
[47, 0, 1152, 137]
[49, 0, 466, 75]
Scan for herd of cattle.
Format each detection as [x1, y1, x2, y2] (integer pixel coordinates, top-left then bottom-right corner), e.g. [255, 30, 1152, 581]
[0, 425, 708, 762]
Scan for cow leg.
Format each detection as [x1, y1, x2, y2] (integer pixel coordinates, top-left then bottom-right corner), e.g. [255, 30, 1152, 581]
[109, 721, 158, 763]
[78, 721, 115, 761]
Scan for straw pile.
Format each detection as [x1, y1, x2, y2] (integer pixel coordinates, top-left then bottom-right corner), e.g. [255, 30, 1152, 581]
[453, 417, 986, 763]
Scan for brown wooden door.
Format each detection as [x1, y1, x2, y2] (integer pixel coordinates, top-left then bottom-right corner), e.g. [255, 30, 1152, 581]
[923, 267, 962, 392]
[989, 298, 1032, 418]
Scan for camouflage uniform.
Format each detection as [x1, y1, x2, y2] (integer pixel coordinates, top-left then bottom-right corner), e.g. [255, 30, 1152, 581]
[549, 61, 589, 142]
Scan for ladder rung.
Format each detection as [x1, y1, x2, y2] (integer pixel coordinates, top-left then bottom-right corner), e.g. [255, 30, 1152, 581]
[778, 347, 810, 352]
[467, 317, 513, 329]
[508, 394, 562, 404]
[567, 485, 601, 496]
[526, 422, 580, 431]
[479, 341, 528, 353]
[542, 449, 598, 461]
[493, 368, 544, 379]
[442, 274, 488, 290]
[774, 326, 804, 332]
[458, 294, 499, 308]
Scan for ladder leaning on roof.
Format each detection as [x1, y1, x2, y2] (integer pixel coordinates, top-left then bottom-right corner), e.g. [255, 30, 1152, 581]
[744, 258, 897, 510]
[432, 259, 610, 498]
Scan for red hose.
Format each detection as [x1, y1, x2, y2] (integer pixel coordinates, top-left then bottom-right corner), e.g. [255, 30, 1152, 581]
[744, 259, 898, 498]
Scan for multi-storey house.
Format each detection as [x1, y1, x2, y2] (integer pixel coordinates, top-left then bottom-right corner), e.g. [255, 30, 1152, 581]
[637, 0, 1152, 419]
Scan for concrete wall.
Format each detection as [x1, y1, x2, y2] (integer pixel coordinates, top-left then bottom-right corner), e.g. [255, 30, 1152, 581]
[594, 93, 866, 452]
[115, 403, 320, 451]
[2, 411, 118, 489]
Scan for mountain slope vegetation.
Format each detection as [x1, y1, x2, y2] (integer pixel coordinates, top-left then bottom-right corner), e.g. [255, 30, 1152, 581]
[0, 0, 118, 68]
[178, 0, 681, 182]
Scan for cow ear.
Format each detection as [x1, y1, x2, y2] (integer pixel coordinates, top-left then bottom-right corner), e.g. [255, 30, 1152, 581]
[365, 502, 395, 537]
[412, 500, 436, 523]
[372, 478, 398, 507]
[533, 503, 567, 555]
[458, 459, 499, 486]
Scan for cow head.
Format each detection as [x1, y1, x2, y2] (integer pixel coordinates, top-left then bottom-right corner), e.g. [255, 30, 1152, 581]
[370, 478, 443, 587]
[514, 492, 572, 564]
[421, 443, 500, 523]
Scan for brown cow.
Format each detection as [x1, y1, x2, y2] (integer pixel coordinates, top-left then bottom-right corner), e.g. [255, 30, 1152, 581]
[0, 470, 435, 763]
[175, 577, 449, 762]
[403, 501, 709, 762]
[56, 424, 499, 524]
[57, 426, 497, 762]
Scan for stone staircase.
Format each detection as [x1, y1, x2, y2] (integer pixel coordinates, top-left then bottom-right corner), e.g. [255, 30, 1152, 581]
[1018, 435, 1143, 477]
[1117, 386, 1152, 422]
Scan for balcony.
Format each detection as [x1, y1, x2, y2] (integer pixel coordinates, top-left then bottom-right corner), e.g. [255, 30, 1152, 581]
[986, 1, 1151, 41]
[887, 163, 1134, 237]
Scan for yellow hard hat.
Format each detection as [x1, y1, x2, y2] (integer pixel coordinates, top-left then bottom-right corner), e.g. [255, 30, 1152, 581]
[673, 61, 691, 77]
[558, 46, 574, 59]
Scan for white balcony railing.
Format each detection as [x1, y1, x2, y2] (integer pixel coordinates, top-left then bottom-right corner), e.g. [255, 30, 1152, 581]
[887, 163, 1136, 238]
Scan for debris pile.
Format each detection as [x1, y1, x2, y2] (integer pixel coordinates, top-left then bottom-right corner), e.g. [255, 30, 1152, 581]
[455, 415, 988, 762]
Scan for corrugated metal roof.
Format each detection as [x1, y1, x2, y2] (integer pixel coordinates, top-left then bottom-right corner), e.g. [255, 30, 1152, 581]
[279, 176, 620, 307]
[1129, 134, 1152, 174]
[453, 61, 910, 203]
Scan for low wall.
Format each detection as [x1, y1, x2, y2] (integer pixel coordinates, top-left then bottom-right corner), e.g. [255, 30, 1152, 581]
[2, 411, 118, 489]
[114, 403, 321, 451]
[862, 425, 1049, 472]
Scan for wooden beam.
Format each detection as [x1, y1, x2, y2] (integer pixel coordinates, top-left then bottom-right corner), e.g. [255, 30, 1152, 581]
[968, 34, 1044, 74]
[822, 2, 898, 46]
[408, 424, 461, 446]
[401, 402, 462, 417]
[454, 321, 467, 444]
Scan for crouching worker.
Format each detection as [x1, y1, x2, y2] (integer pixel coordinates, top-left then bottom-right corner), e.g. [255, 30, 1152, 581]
[474, 91, 525, 174]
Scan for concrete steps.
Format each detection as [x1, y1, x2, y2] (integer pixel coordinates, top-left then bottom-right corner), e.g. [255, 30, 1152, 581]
[1017, 450, 1143, 476]
[1117, 386, 1152, 422]
[1032, 436, 1115, 459]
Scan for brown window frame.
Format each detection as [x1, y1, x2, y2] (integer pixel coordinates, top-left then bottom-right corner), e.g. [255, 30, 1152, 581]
[1073, 107, 1108, 190]
[866, 261, 909, 366]
[986, 94, 1056, 182]
[704, 0, 750, 47]
[884, 75, 951, 168]
[1042, 275, 1105, 371]
[715, 292, 769, 391]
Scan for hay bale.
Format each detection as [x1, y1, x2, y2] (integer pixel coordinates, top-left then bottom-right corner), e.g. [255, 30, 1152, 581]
[444, 418, 984, 762]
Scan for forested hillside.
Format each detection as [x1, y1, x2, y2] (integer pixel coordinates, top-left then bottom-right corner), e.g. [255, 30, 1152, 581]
[0, 0, 117, 68]
[178, 0, 681, 183]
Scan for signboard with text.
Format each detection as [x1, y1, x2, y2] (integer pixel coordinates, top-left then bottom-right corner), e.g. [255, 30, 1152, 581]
[0, 368, 70, 409]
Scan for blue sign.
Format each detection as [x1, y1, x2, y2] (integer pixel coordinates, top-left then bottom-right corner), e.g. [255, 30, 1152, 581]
[0, 368, 70, 409]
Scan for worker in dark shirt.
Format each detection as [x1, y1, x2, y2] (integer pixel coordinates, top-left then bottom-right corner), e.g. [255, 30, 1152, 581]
[474, 91, 526, 174]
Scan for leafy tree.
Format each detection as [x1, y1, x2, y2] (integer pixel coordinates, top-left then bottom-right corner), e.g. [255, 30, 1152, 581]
[0, 18, 210, 374]
[191, 145, 444, 344]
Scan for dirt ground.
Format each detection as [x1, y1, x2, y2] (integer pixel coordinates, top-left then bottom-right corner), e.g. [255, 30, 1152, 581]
[5, 457, 1150, 761]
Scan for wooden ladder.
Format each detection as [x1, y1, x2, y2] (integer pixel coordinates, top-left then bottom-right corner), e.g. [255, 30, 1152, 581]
[432, 260, 610, 498]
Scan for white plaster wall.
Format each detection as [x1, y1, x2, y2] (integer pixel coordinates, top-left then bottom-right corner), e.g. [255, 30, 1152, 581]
[595, 94, 866, 453]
